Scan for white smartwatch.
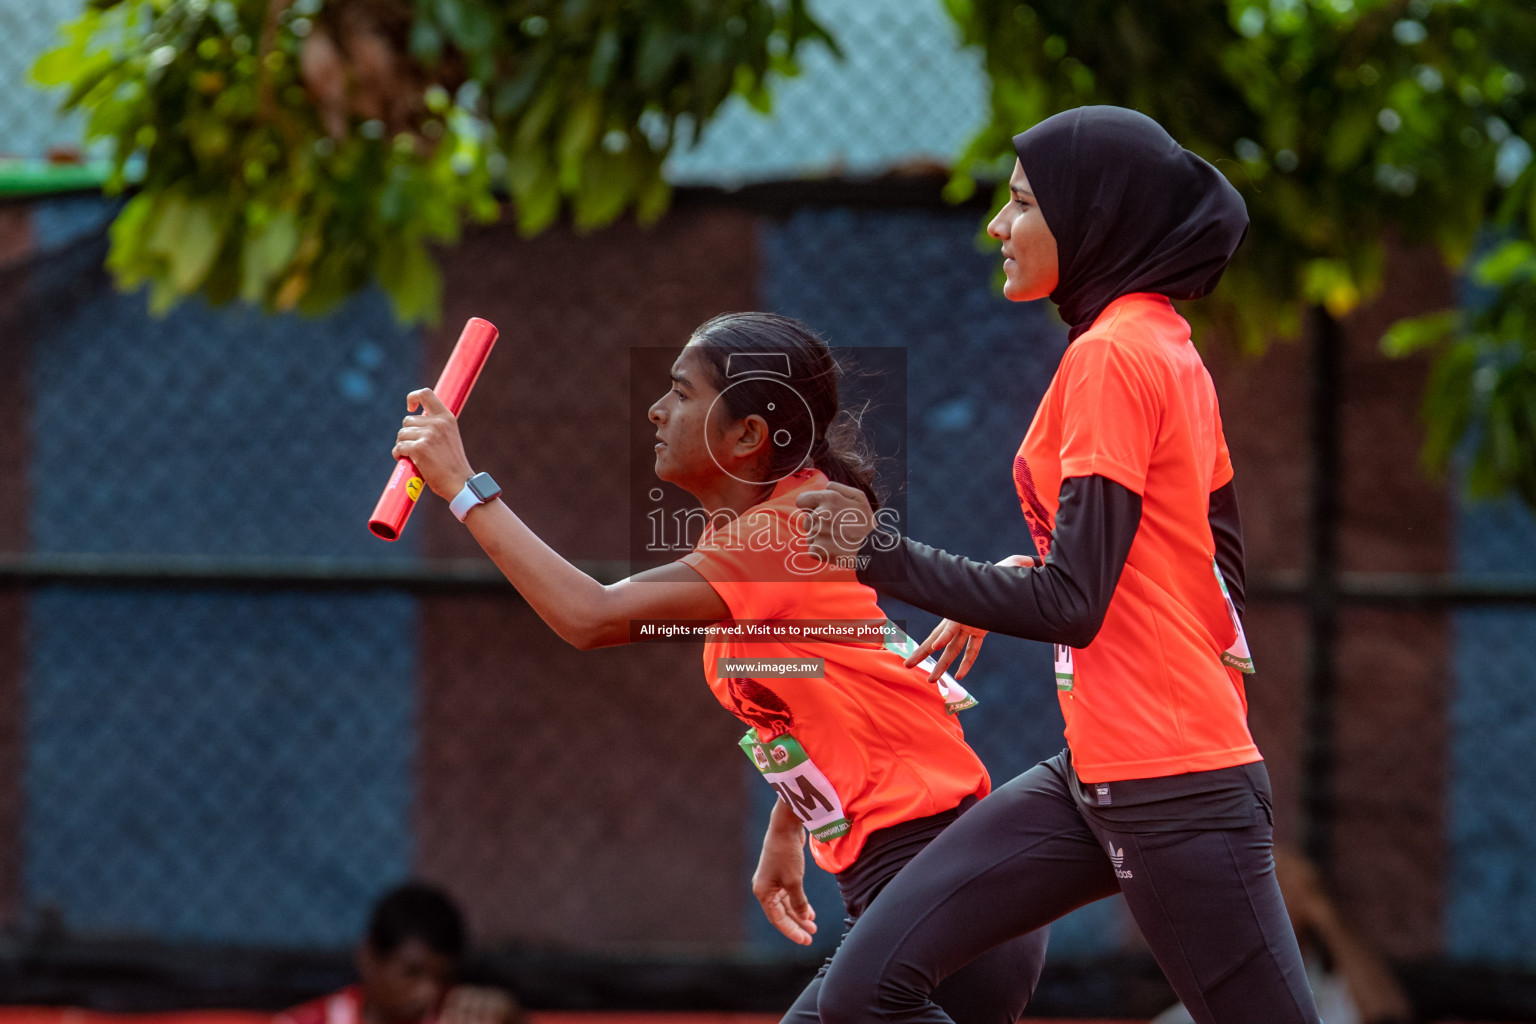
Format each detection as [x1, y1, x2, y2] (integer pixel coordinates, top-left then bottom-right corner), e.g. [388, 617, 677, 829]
[449, 471, 502, 522]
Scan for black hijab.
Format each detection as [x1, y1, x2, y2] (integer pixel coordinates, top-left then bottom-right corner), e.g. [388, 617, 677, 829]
[1013, 106, 1249, 340]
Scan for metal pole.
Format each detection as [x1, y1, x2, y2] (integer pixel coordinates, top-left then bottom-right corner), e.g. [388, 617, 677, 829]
[1302, 304, 1343, 869]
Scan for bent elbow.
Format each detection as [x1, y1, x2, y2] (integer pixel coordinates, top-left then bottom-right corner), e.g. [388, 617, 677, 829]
[1060, 624, 1100, 649]
[565, 616, 632, 651]
[1058, 605, 1110, 649]
[565, 621, 614, 651]
[566, 629, 603, 652]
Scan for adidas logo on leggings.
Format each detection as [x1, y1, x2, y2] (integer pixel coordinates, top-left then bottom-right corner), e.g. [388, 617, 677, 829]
[1108, 842, 1133, 879]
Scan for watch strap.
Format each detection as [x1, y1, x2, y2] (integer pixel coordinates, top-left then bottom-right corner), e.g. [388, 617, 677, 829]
[450, 472, 501, 522]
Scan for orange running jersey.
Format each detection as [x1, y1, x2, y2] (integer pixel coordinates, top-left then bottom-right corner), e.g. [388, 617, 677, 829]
[681, 469, 990, 874]
[1015, 293, 1261, 783]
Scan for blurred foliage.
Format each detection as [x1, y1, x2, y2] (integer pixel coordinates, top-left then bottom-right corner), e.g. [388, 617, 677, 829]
[944, 0, 1536, 506]
[33, 0, 832, 323]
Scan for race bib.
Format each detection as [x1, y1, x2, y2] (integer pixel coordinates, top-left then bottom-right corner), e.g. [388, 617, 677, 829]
[1213, 560, 1255, 674]
[1054, 643, 1075, 692]
[882, 621, 979, 714]
[740, 731, 851, 842]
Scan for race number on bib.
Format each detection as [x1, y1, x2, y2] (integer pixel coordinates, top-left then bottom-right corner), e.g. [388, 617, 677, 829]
[1054, 643, 1075, 692]
[882, 620, 979, 714]
[739, 731, 851, 842]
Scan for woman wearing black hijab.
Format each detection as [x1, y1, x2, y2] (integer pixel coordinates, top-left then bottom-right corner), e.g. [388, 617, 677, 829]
[799, 107, 1322, 1024]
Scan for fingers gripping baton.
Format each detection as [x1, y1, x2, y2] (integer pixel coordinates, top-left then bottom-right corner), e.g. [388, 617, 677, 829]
[368, 317, 499, 541]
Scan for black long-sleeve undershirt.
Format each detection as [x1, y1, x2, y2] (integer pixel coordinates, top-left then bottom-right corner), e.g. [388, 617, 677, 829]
[1208, 479, 1245, 617]
[856, 476, 1246, 647]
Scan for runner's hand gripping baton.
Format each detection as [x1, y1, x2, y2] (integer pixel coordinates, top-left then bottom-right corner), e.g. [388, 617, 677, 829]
[368, 317, 499, 541]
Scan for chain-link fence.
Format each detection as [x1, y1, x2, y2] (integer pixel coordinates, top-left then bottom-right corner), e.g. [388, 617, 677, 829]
[0, 0, 84, 162]
[664, 0, 990, 186]
[0, 0, 989, 182]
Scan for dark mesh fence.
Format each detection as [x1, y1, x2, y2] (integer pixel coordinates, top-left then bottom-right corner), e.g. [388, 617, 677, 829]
[0, 1, 1533, 1019]
[2, 185, 1534, 1022]
[1446, 499, 1536, 965]
[11, 206, 425, 950]
[0, 188, 1062, 982]
[0, 188, 1112, 991]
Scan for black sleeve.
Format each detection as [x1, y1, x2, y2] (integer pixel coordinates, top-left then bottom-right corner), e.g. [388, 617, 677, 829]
[1208, 479, 1245, 619]
[856, 475, 1142, 648]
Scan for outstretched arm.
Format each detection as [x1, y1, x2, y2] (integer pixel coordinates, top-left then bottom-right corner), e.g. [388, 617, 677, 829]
[809, 477, 1244, 651]
[394, 388, 729, 649]
[904, 554, 1037, 682]
[801, 476, 1142, 648]
[864, 476, 1141, 646]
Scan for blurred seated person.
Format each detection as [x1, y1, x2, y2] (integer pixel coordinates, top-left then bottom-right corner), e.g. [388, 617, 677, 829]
[1152, 846, 1412, 1024]
[278, 882, 521, 1024]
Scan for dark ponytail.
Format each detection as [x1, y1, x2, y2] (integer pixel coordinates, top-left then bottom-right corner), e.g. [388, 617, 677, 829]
[690, 312, 881, 509]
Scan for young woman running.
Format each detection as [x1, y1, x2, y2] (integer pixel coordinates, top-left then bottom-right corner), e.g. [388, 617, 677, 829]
[798, 106, 1323, 1024]
[392, 311, 1048, 1024]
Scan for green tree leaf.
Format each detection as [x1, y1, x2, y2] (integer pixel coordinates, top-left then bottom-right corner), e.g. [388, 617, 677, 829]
[165, 198, 226, 292]
[1474, 240, 1536, 287]
[1381, 310, 1459, 357]
[378, 238, 442, 325]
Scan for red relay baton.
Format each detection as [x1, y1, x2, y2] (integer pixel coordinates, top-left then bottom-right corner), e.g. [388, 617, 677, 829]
[368, 317, 499, 541]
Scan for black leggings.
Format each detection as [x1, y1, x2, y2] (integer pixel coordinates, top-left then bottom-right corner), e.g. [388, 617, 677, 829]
[782, 804, 1050, 1024]
[815, 755, 1321, 1024]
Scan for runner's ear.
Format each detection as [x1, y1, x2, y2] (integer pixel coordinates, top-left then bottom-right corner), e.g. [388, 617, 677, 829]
[732, 413, 771, 459]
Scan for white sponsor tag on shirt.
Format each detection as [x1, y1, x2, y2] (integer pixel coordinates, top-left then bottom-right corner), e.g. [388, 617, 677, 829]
[1213, 559, 1255, 674]
[883, 620, 978, 713]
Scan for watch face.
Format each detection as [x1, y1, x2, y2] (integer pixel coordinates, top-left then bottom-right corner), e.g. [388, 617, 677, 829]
[469, 472, 501, 501]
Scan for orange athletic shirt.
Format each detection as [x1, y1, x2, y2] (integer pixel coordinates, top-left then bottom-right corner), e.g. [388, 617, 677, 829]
[681, 469, 990, 874]
[1014, 293, 1261, 783]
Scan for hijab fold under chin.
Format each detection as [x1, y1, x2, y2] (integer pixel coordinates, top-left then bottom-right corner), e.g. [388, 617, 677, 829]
[1013, 106, 1249, 340]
